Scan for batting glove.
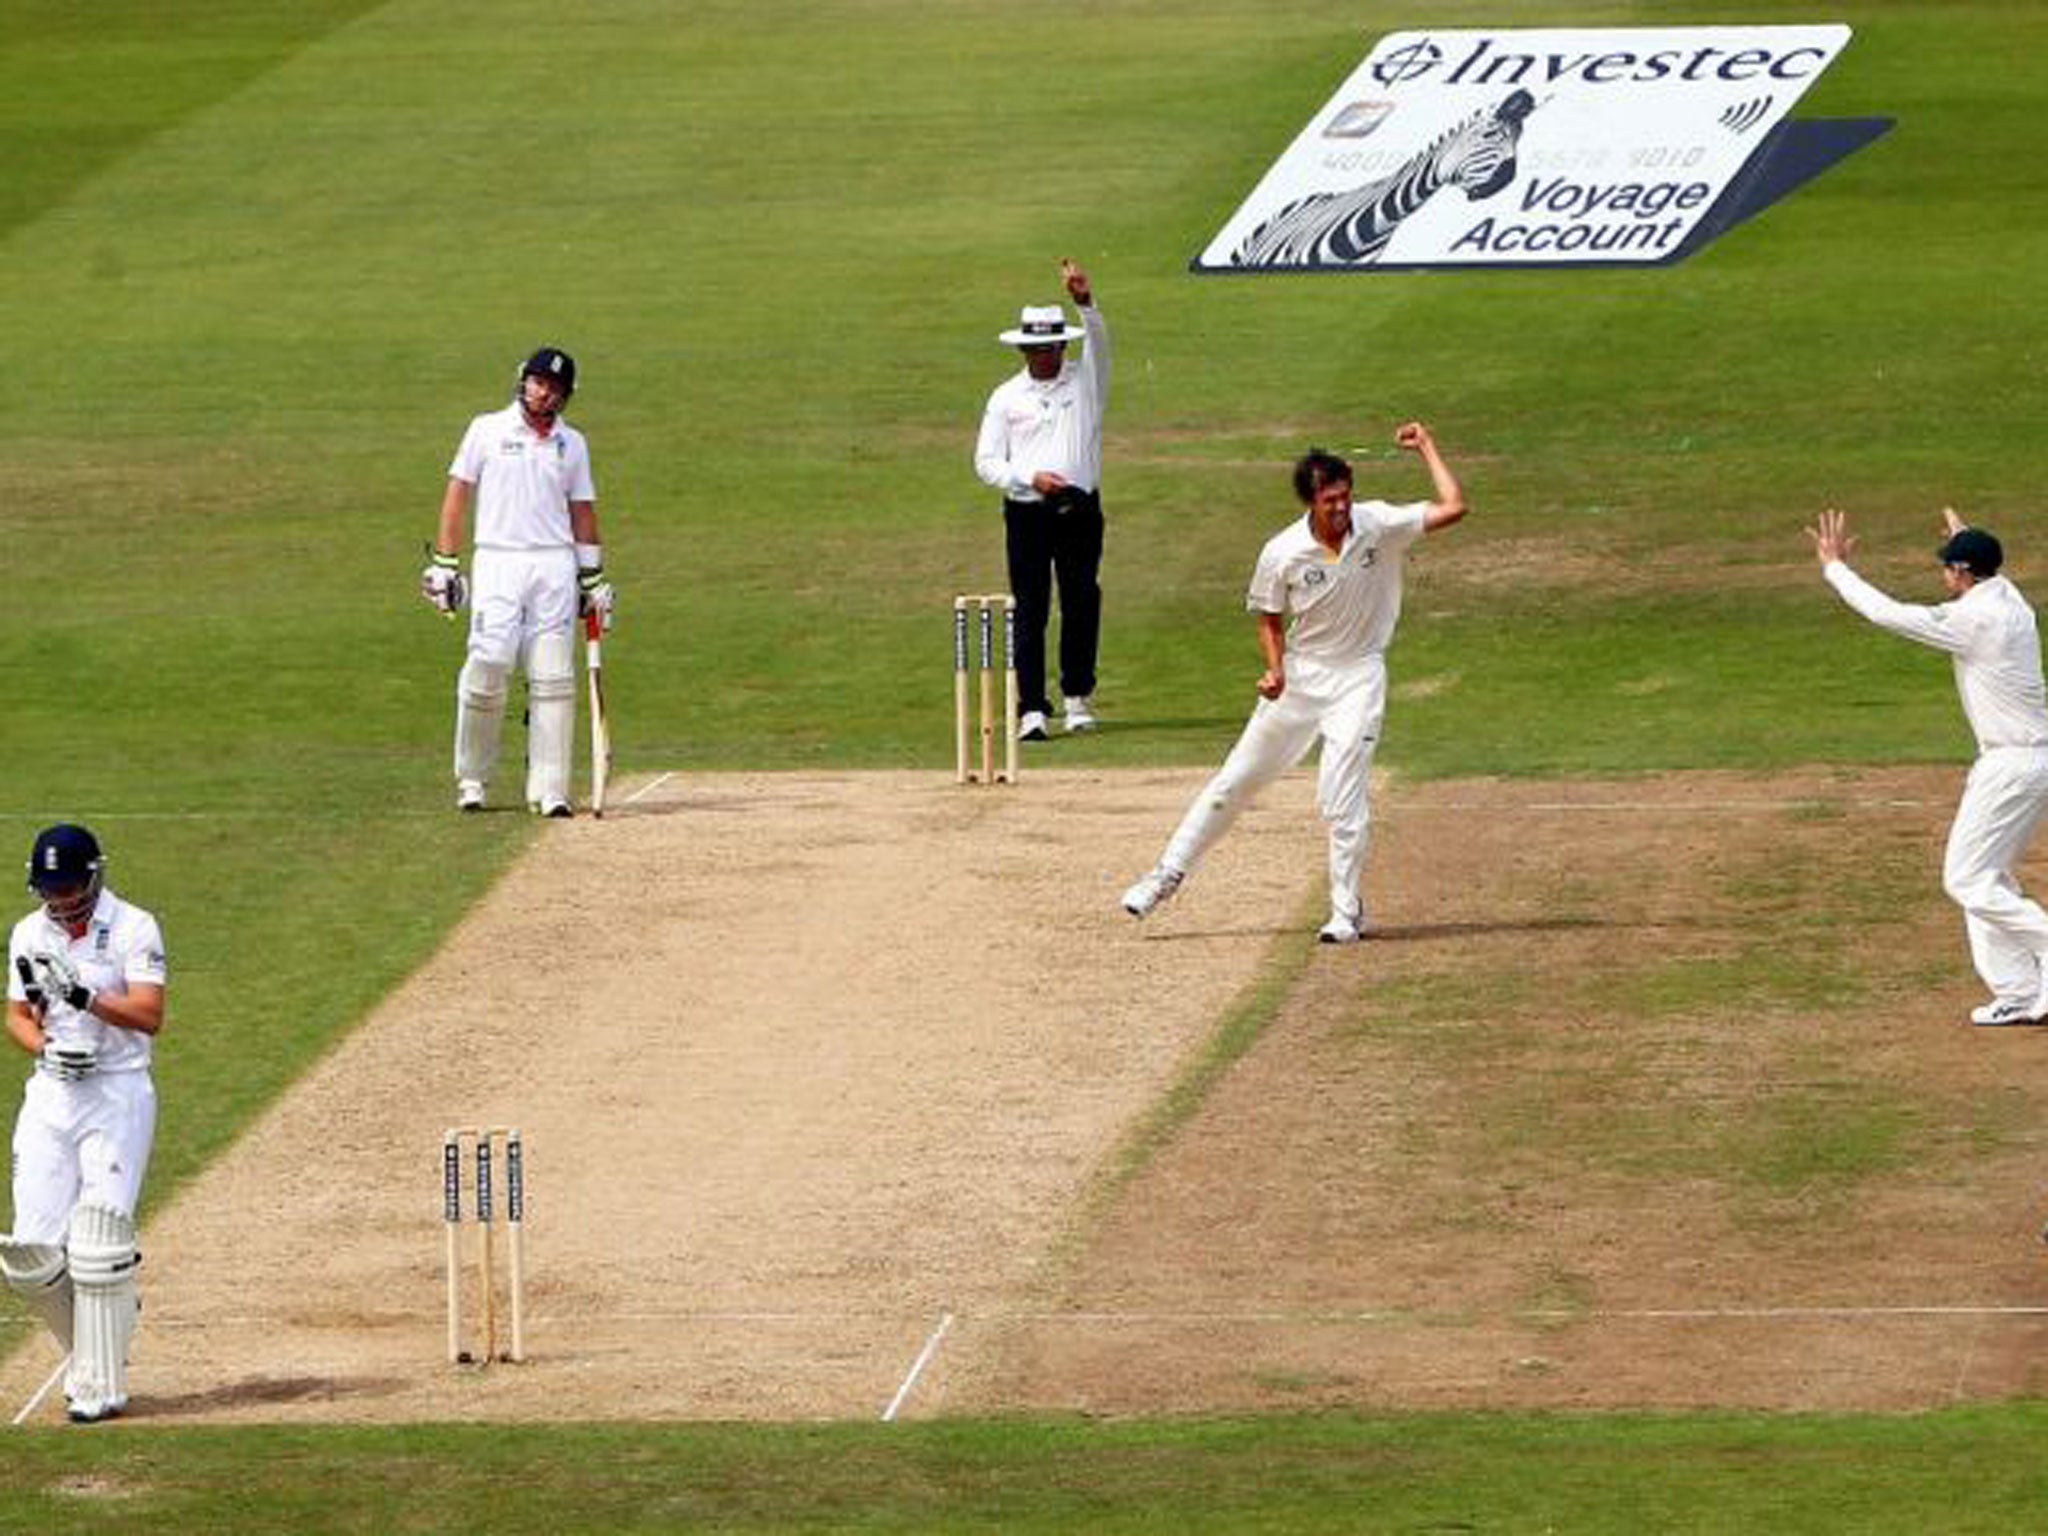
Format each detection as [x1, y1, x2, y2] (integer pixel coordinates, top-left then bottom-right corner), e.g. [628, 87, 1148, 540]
[29, 950, 93, 1014]
[40, 1043, 97, 1081]
[579, 568, 616, 631]
[14, 954, 46, 1011]
[421, 551, 468, 615]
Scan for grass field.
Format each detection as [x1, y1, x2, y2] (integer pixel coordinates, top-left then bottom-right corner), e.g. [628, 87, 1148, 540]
[9, 1407, 2048, 1534]
[4, 0, 2048, 1527]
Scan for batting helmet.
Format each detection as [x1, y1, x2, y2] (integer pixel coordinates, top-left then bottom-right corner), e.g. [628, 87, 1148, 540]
[26, 824, 105, 926]
[518, 346, 577, 402]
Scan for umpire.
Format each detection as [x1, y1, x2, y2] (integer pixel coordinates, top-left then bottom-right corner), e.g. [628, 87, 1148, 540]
[974, 259, 1111, 741]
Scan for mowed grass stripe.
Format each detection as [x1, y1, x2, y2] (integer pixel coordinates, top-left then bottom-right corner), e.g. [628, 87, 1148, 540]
[0, 0, 391, 240]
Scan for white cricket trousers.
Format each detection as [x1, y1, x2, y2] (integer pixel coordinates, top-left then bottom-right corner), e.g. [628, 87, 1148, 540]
[456, 545, 579, 804]
[466, 545, 578, 669]
[9, 1069, 156, 1245]
[1943, 745, 2048, 1004]
[1162, 654, 1387, 922]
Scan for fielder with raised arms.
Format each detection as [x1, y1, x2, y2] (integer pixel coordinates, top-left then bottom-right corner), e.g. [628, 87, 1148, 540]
[423, 346, 615, 815]
[2, 825, 167, 1424]
[1123, 424, 1467, 942]
[1808, 506, 2048, 1026]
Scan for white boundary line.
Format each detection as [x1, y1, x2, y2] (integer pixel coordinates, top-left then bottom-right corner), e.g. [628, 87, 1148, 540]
[881, 1311, 954, 1422]
[11, 1354, 68, 1427]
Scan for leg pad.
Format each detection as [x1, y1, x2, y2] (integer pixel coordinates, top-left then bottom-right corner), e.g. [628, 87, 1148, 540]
[0, 1237, 74, 1350]
[65, 1203, 139, 1420]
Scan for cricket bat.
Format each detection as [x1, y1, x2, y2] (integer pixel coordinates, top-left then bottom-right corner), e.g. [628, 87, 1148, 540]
[585, 608, 611, 817]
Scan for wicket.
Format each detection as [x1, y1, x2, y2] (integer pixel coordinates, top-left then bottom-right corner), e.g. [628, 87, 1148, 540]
[954, 593, 1018, 785]
[443, 1126, 526, 1365]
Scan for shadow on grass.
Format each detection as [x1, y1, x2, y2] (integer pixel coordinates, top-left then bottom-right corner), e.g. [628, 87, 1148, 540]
[1137, 922, 1309, 942]
[137, 1374, 410, 1418]
[1368, 916, 1621, 943]
[1139, 915, 1659, 945]
[1078, 717, 1245, 741]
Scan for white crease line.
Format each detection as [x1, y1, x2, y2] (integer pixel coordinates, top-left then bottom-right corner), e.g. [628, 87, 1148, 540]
[1397, 799, 1934, 815]
[882, 1311, 954, 1423]
[1037, 1305, 2048, 1323]
[1564, 1305, 2048, 1320]
[130, 1302, 2048, 1331]
[622, 772, 674, 807]
[0, 794, 1936, 824]
[140, 1310, 937, 1335]
[11, 1355, 68, 1427]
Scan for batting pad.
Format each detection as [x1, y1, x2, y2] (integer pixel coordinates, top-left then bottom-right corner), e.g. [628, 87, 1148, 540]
[524, 628, 576, 807]
[0, 1237, 74, 1349]
[456, 655, 512, 783]
[66, 1203, 140, 1415]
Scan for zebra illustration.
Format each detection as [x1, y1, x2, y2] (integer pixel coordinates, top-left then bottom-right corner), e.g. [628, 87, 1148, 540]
[1232, 89, 1536, 268]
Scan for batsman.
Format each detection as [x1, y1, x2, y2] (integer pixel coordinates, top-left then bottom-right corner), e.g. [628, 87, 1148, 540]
[3, 825, 167, 1423]
[422, 345, 615, 815]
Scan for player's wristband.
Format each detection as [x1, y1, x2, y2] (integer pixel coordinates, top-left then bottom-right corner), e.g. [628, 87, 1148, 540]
[431, 549, 461, 571]
[576, 543, 604, 584]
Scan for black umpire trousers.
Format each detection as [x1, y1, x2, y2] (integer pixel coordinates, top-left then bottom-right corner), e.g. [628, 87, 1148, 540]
[1003, 488, 1103, 718]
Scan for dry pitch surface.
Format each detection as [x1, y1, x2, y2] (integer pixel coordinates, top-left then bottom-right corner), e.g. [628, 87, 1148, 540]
[7, 765, 2048, 1424]
[3, 768, 1321, 1424]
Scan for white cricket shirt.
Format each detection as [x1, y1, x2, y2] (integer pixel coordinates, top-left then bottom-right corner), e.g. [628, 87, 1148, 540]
[973, 306, 1111, 502]
[6, 889, 168, 1075]
[1824, 563, 2048, 752]
[448, 402, 597, 550]
[1247, 501, 1429, 667]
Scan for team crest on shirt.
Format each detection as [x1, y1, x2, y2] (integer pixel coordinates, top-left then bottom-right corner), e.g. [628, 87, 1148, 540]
[1303, 567, 1328, 586]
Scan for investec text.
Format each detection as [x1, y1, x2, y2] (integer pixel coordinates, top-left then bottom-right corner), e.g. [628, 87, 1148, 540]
[1378, 34, 1833, 89]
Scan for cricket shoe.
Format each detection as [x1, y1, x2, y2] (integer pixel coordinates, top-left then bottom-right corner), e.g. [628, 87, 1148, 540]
[1317, 910, 1367, 945]
[1063, 696, 1097, 734]
[1971, 998, 2039, 1027]
[66, 1395, 123, 1425]
[456, 780, 486, 813]
[1121, 866, 1183, 918]
[1019, 710, 1050, 741]
[536, 798, 573, 819]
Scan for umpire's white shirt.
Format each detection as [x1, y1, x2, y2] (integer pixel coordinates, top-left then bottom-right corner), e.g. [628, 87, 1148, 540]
[1250, 502, 1429, 670]
[6, 891, 167, 1075]
[1823, 564, 2048, 751]
[449, 403, 597, 550]
[973, 306, 1111, 502]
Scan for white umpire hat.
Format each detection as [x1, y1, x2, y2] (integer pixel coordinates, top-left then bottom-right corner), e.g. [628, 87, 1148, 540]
[998, 305, 1086, 348]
